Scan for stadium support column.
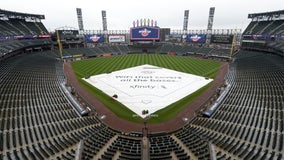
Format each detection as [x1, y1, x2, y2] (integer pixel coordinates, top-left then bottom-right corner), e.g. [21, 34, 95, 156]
[206, 7, 215, 44]
[76, 8, 84, 31]
[183, 10, 189, 31]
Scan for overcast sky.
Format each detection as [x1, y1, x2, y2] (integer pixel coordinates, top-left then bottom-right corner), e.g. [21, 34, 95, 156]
[2, 0, 284, 31]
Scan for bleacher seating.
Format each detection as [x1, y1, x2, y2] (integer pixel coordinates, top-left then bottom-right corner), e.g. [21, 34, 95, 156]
[58, 45, 132, 58]
[59, 44, 231, 59]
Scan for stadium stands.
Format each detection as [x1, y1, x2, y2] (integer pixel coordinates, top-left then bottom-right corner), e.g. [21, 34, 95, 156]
[190, 51, 284, 159]
[267, 41, 284, 56]
[149, 135, 191, 159]
[0, 39, 52, 60]
[243, 20, 284, 35]
[242, 10, 284, 57]
[0, 9, 48, 37]
[57, 43, 232, 60]
[54, 44, 131, 58]
[0, 18, 48, 37]
[1, 48, 283, 160]
[0, 52, 109, 159]
[0, 9, 51, 61]
[1, 8, 284, 160]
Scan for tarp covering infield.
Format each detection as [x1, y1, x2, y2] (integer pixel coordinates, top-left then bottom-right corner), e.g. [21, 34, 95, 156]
[83, 64, 213, 118]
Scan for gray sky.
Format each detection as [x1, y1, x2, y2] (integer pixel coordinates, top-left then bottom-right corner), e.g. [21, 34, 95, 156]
[2, 0, 284, 31]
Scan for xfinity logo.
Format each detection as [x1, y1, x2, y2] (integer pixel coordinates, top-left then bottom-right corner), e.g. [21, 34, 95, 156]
[62, 31, 74, 35]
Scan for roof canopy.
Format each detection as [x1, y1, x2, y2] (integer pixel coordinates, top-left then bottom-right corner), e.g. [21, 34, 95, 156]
[248, 10, 284, 19]
[0, 9, 45, 20]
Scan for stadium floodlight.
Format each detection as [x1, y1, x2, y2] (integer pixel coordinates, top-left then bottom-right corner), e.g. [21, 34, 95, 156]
[102, 10, 107, 31]
[183, 10, 189, 31]
[207, 7, 215, 31]
[76, 8, 84, 31]
[206, 7, 215, 44]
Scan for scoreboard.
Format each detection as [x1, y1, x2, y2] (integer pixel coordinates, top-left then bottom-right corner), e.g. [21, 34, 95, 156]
[130, 27, 160, 41]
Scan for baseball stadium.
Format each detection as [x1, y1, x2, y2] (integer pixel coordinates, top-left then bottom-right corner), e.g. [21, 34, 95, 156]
[0, 4, 284, 160]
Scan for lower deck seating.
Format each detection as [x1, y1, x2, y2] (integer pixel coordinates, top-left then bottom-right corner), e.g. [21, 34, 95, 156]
[0, 50, 283, 159]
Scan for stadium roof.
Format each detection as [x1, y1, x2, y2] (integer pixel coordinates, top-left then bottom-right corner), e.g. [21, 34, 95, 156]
[248, 10, 284, 19]
[0, 9, 45, 19]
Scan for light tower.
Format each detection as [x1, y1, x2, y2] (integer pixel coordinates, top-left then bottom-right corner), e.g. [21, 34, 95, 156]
[76, 8, 84, 31]
[183, 10, 189, 31]
[206, 7, 215, 44]
[102, 10, 107, 31]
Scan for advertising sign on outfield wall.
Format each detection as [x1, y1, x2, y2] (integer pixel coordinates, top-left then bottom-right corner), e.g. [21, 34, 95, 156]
[58, 30, 79, 36]
[85, 34, 104, 43]
[211, 35, 233, 44]
[108, 35, 125, 42]
[165, 34, 182, 42]
[186, 34, 207, 43]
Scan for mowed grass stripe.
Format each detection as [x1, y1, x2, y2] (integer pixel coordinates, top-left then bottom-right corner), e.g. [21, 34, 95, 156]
[71, 54, 220, 123]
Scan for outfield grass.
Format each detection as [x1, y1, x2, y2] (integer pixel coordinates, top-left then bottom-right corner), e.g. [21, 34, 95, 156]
[71, 54, 221, 123]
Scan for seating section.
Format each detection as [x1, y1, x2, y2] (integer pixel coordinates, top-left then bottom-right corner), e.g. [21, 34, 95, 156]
[0, 19, 48, 37]
[0, 52, 110, 159]
[105, 136, 142, 160]
[149, 135, 191, 160]
[59, 44, 230, 59]
[0, 17, 51, 59]
[174, 127, 211, 159]
[185, 50, 284, 159]
[0, 47, 283, 160]
[59, 45, 131, 58]
[209, 48, 231, 58]
[0, 39, 52, 58]
[267, 41, 284, 56]
[1, 7, 284, 160]
[156, 44, 231, 58]
[243, 20, 284, 35]
[241, 13, 284, 57]
[80, 127, 117, 159]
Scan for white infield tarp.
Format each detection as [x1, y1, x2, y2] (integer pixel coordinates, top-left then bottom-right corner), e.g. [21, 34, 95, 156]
[83, 64, 213, 118]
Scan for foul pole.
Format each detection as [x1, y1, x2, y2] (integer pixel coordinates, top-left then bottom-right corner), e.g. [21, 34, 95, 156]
[230, 30, 237, 61]
[56, 30, 63, 61]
